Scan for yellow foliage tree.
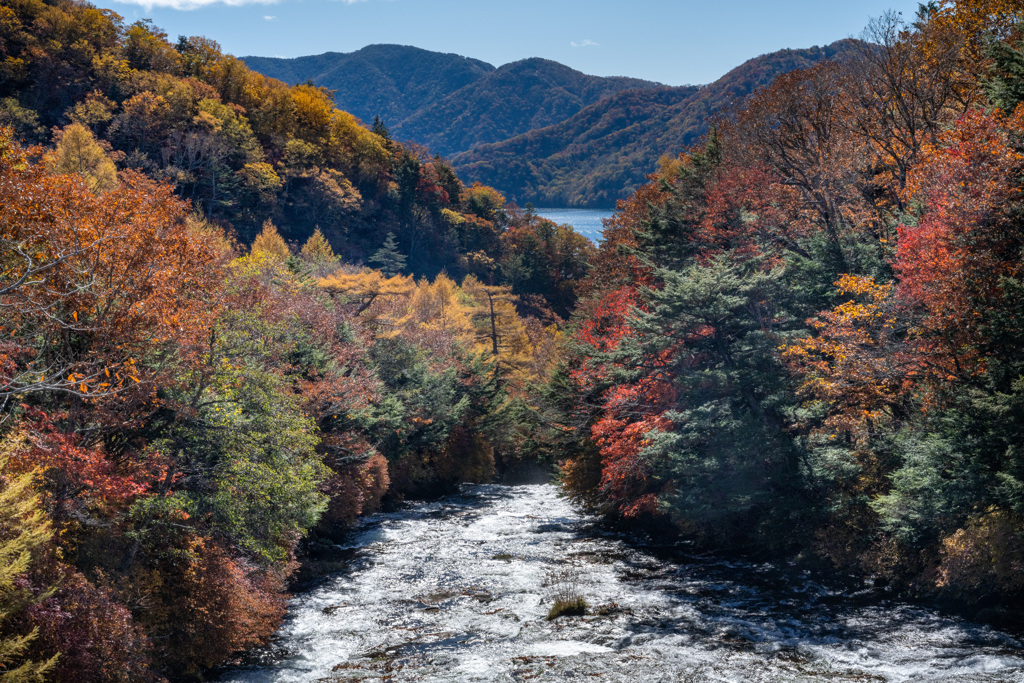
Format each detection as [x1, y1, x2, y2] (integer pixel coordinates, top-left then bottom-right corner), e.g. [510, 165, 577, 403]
[300, 228, 337, 276]
[50, 123, 117, 193]
[250, 220, 290, 262]
[462, 276, 532, 384]
[398, 274, 477, 353]
[319, 269, 414, 316]
[0, 437, 57, 683]
[782, 274, 916, 447]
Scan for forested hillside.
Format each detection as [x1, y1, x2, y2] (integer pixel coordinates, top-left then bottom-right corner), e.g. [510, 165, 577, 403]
[242, 45, 495, 131]
[0, 2, 592, 679]
[534, 0, 1024, 622]
[393, 57, 658, 156]
[243, 45, 662, 157]
[454, 40, 860, 206]
[4, 0, 1024, 680]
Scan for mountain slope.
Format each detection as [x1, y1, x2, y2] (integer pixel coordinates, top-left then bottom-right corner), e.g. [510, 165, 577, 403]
[393, 57, 661, 156]
[453, 41, 860, 207]
[242, 44, 495, 127]
[243, 45, 663, 156]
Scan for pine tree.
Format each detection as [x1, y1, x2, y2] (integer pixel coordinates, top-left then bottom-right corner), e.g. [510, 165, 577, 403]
[371, 116, 392, 149]
[986, 37, 1024, 111]
[368, 232, 406, 277]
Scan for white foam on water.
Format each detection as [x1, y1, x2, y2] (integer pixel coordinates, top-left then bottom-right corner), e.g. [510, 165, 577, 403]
[221, 484, 1024, 682]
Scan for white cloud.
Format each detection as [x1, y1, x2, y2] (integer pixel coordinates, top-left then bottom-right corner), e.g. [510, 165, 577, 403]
[113, 0, 275, 9]
[570, 39, 599, 48]
[113, 0, 366, 10]
[264, 14, 276, 19]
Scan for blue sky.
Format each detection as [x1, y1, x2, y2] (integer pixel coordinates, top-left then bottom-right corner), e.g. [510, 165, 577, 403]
[103, 0, 925, 85]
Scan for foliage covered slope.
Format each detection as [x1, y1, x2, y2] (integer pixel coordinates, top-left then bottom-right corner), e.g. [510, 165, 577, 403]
[534, 0, 1024, 619]
[394, 57, 659, 156]
[243, 45, 663, 157]
[454, 41, 861, 207]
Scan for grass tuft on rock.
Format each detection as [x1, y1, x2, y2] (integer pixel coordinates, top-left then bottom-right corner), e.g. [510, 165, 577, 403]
[547, 596, 588, 620]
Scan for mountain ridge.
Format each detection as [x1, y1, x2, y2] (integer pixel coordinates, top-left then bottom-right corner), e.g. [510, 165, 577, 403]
[244, 40, 860, 207]
[452, 40, 862, 207]
[242, 44, 665, 155]
[242, 45, 496, 128]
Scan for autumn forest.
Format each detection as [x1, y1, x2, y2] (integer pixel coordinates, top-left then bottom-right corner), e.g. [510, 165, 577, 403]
[3, 0, 1024, 680]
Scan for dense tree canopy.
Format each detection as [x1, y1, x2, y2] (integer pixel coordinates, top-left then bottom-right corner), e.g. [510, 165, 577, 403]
[4, 1, 1024, 679]
[542, 0, 1024, 613]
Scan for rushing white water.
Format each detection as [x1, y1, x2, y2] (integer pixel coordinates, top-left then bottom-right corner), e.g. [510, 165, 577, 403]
[221, 484, 1024, 682]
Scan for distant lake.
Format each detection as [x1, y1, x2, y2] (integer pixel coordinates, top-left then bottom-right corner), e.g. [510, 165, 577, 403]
[533, 208, 614, 242]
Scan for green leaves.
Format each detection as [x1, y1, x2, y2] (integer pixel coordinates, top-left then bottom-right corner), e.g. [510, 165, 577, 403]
[212, 454, 327, 564]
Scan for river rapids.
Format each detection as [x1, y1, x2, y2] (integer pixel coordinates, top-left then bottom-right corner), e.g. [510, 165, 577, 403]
[221, 484, 1024, 682]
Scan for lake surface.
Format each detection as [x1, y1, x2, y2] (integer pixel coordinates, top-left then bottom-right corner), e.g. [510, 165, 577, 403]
[221, 484, 1024, 682]
[534, 208, 614, 242]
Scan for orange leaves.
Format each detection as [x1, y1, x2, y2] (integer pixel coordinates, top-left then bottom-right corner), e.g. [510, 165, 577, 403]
[0, 133, 224, 404]
[784, 276, 916, 444]
[931, 0, 1024, 62]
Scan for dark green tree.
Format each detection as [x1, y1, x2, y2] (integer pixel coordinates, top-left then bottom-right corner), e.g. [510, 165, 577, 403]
[368, 232, 407, 276]
[371, 115, 392, 148]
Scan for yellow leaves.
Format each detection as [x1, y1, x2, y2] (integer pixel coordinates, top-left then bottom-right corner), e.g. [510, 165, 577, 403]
[834, 274, 892, 301]
[300, 228, 337, 274]
[319, 269, 415, 317]
[440, 208, 466, 226]
[49, 123, 118, 193]
[250, 220, 290, 262]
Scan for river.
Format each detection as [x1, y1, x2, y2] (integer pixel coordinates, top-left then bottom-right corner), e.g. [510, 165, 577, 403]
[221, 484, 1024, 682]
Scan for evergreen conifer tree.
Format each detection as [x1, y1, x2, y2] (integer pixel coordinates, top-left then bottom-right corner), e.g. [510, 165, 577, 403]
[371, 116, 393, 149]
[368, 232, 407, 276]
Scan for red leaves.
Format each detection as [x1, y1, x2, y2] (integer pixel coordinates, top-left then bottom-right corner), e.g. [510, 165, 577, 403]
[13, 408, 169, 514]
[896, 105, 1024, 380]
[588, 377, 676, 518]
[575, 286, 640, 355]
